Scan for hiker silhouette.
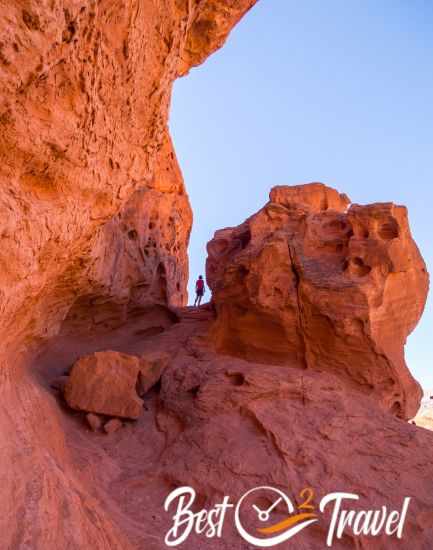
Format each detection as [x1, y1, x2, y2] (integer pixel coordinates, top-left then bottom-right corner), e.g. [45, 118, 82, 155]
[194, 275, 205, 307]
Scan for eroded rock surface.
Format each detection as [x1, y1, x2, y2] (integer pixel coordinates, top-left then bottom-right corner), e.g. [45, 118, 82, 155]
[86, 411, 103, 431]
[207, 183, 429, 418]
[157, 345, 433, 549]
[29, 301, 433, 550]
[0, 0, 256, 352]
[104, 418, 123, 434]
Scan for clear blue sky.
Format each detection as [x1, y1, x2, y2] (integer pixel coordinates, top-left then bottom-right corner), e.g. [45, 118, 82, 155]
[170, 1, 433, 389]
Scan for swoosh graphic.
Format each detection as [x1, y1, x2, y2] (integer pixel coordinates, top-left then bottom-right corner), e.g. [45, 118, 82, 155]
[257, 512, 318, 534]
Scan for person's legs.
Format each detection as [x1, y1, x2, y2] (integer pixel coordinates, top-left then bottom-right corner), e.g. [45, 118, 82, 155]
[194, 293, 198, 306]
[197, 294, 202, 306]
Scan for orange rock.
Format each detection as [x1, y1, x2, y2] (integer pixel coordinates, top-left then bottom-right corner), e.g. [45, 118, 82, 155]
[0, 0, 256, 351]
[10, 272, 432, 549]
[65, 351, 144, 419]
[207, 183, 429, 419]
[178, 0, 258, 76]
[5, 1, 432, 548]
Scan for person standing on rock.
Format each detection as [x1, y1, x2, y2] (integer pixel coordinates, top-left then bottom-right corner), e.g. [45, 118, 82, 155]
[194, 275, 205, 307]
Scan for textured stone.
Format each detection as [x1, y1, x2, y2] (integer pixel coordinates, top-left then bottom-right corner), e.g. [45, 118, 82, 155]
[2, 1, 431, 548]
[65, 351, 143, 419]
[0, 0, 256, 352]
[157, 347, 433, 550]
[104, 418, 123, 434]
[27, 273, 433, 550]
[177, 0, 257, 75]
[206, 183, 429, 419]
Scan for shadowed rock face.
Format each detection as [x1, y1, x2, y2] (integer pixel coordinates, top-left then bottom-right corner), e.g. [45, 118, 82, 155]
[207, 183, 429, 419]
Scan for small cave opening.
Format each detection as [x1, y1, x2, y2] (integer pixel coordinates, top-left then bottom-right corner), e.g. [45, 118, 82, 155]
[225, 372, 245, 387]
[351, 257, 371, 277]
[237, 264, 250, 281]
[157, 262, 168, 301]
[343, 257, 372, 277]
[237, 228, 251, 250]
[188, 384, 200, 397]
[128, 229, 138, 240]
[390, 400, 403, 418]
[378, 219, 399, 241]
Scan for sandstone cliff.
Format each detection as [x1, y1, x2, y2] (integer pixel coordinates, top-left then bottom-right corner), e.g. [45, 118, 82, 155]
[0, 0, 256, 353]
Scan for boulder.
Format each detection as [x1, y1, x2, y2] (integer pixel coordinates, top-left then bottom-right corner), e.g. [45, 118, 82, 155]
[64, 351, 144, 420]
[104, 419, 123, 434]
[206, 183, 429, 419]
[86, 413, 102, 432]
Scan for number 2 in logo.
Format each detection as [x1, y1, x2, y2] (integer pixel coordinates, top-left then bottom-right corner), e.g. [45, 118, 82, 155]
[299, 487, 315, 511]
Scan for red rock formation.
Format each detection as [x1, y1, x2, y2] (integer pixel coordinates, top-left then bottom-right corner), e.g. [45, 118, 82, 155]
[207, 183, 429, 419]
[0, 0, 256, 353]
[86, 412, 103, 431]
[30, 301, 433, 550]
[1, 2, 431, 548]
[137, 351, 170, 396]
[158, 340, 433, 549]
